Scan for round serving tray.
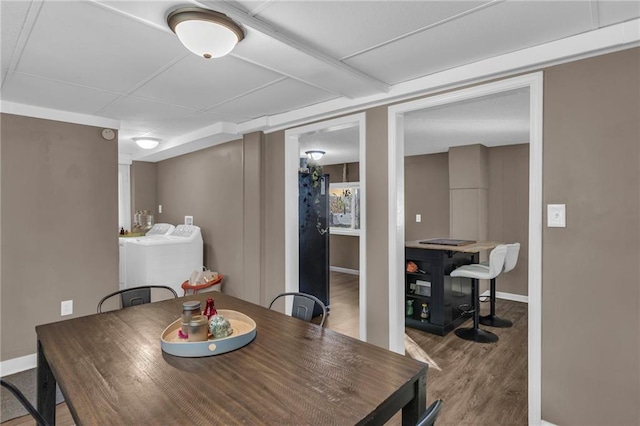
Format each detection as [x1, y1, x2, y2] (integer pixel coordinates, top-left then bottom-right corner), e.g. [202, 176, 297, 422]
[160, 309, 256, 357]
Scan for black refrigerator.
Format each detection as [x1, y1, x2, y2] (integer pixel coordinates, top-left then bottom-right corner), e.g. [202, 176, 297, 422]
[298, 170, 330, 315]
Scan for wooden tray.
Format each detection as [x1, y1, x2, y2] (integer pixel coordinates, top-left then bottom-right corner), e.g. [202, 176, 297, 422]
[160, 309, 256, 357]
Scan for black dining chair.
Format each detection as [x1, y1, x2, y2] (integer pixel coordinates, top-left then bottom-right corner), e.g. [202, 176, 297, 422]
[416, 399, 444, 426]
[268, 292, 327, 327]
[97, 285, 178, 313]
[1, 378, 50, 426]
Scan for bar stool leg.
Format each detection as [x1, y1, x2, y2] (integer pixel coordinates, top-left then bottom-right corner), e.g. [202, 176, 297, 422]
[455, 278, 499, 343]
[479, 278, 513, 328]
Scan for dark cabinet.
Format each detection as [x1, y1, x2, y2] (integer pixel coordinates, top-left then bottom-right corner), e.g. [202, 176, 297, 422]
[405, 247, 475, 335]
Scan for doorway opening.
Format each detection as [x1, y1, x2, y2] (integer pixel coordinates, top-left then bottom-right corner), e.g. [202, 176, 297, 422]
[387, 73, 543, 424]
[284, 113, 367, 340]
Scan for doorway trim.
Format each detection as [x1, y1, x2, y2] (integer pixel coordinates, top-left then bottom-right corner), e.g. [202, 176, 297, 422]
[387, 72, 543, 424]
[284, 112, 367, 340]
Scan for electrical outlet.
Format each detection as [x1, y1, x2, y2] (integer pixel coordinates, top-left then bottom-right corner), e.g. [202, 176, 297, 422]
[158, 204, 162, 214]
[547, 204, 566, 227]
[185, 215, 193, 225]
[61, 300, 73, 316]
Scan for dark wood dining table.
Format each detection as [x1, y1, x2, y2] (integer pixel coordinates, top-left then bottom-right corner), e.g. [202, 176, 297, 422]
[36, 291, 427, 425]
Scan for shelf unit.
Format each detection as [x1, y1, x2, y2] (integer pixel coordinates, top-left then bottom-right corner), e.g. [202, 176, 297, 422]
[405, 247, 476, 336]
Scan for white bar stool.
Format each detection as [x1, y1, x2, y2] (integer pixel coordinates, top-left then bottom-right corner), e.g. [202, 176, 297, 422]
[450, 244, 507, 343]
[480, 242, 520, 328]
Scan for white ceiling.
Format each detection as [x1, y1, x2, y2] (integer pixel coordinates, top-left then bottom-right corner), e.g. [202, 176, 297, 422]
[1, 1, 638, 162]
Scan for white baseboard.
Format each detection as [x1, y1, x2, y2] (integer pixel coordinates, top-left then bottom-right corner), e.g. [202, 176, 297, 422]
[480, 290, 528, 304]
[329, 266, 359, 275]
[541, 420, 558, 426]
[0, 353, 37, 377]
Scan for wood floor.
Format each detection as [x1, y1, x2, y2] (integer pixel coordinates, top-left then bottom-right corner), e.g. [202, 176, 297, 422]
[2, 271, 527, 425]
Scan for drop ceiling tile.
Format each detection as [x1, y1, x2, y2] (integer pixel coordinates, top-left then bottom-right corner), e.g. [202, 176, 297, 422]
[345, 1, 594, 85]
[98, 1, 179, 30]
[132, 54, 282, 110]
[17, 1, 185, 93]
[207, 78, 338, 119]
[598, 1, 640, 27]
[100, 96, 196, 130]
[1, 1, 31, 69]
[1, 72, 120, 113]
[253, 1, 491, 59]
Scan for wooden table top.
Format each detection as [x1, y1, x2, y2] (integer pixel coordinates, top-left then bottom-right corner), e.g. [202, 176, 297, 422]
[36, 292, 427, 425]
[405, 240, 502, 253]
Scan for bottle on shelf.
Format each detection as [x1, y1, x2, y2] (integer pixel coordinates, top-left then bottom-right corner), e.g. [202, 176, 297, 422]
[406, 299, 414, 317]
[420, 303, 430, 322]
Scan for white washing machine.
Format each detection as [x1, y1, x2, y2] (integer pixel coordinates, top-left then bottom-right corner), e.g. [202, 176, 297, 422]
[123, 225, 203, 295]
[118, 223, 175, 289]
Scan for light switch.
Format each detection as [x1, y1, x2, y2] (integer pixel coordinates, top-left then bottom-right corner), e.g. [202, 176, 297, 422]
[547, 204, 566, 227]
[158, 204, 162, 214]
[61, 300, 73, 316]
[416, 214, 422, 223]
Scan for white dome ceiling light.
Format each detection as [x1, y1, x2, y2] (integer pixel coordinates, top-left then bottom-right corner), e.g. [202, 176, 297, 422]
[305, 150, 325, 161]
[167, 8, 245, 59]
[133, 137, 161, 150]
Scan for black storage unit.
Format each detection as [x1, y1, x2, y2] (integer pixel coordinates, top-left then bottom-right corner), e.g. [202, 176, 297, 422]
[405, 247, 476, 335]
[299, 172, 330, 315]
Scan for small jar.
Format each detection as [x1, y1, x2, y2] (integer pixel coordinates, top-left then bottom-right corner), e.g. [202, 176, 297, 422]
[181, 301, 202, 334]
[187, 315, 209, 342]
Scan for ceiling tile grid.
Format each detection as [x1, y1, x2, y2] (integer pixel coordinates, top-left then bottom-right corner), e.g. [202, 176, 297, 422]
[0, 0, 31, 71]
[344, 0, 595, 85]
[15, 1, 186, 93]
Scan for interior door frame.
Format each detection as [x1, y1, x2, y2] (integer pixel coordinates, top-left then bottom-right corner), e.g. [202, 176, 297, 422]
[387, 72, 543, 424]
[284, 112, 367, 340]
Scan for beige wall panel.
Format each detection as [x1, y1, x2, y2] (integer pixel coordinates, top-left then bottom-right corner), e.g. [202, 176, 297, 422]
[323, 162, 360, 183]
[242, 132, 264, 304]
[329, 234, 359, 270]
[156, 140, 244, 298]
[404, 153, 450, 241]
[263, 130, 286, 306]
[0, 114, 118, 360]
[542, 48, 640, 424]
[448, 144, 489, 189]
[488, 144, 529, 296]
[131, 161, 157, 222]
[365, 106, 390, 348]
[450, 189, 481, 239]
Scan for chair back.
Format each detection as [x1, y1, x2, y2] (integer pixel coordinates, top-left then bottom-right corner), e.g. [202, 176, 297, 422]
[416, 399, 444, 426]
[97, 285, 178, 313]
[1, 379, 50, 426]
[487, 245, 508, 279]
[268, 292, 327, 327]
[503, 243, 520, 273]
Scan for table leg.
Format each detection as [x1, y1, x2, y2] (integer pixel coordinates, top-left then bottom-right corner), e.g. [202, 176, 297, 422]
[37, 339, 56, 425]
[401, 373, 426, 426]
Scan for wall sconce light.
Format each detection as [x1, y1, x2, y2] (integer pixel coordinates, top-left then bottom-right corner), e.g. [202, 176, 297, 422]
[133, 137, 161, 150]
[167, 8, 245, 59]
[305, 150, 325, 161]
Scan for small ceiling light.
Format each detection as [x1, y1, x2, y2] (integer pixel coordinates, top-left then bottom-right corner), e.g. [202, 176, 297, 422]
[306, 150, 325, 161]
[167, 8, 244, 59]
[133, 137, 161, 150]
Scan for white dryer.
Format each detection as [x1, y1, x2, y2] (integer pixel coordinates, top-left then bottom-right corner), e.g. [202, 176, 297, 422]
[118, 223, 175, 289]
[123, 225, 203, 296]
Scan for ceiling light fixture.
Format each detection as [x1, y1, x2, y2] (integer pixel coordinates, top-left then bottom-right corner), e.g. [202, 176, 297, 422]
[167, 8, 244, 59]
[306, 150, 325, 161]
[133, 137, 161, 150]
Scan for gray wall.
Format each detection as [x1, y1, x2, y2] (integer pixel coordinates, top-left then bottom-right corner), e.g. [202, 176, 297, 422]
[0, 113, 118, 361]
[131, 161, 157, 221]
[404, 152, 450, 241]
[324, 162, 360, 271]
[155, 138, 245, 299]
[541, 48, 639, 425]
[488, 144, 529, 296]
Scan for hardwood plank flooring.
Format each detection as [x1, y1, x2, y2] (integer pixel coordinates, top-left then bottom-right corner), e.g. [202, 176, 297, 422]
[2, 271, 526, 425]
